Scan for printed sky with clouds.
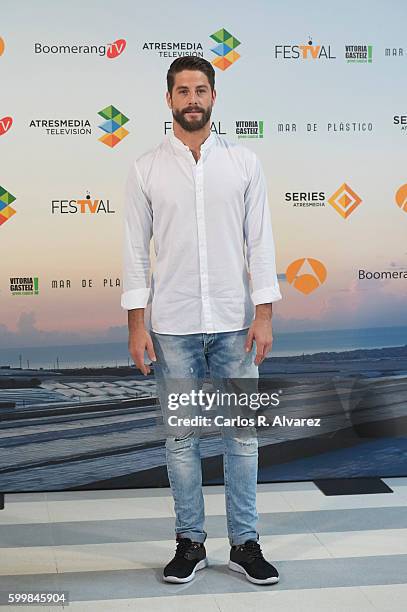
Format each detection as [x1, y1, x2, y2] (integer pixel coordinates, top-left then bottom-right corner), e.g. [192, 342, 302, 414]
[1, 0, 406, 348]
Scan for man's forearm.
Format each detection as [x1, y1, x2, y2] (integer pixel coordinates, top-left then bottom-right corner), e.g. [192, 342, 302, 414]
[255, 303, 272, 321]
[128, 308, 145, 333]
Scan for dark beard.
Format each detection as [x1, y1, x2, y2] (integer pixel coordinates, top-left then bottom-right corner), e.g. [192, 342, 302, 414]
[172, 105, 212, 132]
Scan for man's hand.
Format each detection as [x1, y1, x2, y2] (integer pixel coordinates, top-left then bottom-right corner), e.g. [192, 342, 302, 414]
[127, 308, 156, 375]
[245, 303, 273, 366]
[128, 328, 157, 375]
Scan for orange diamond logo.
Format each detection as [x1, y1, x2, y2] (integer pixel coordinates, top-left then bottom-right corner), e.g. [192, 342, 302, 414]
[328, 183, 362, 218]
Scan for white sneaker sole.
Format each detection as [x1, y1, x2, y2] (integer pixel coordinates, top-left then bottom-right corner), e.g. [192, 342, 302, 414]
[228, 560, 279, 585]
[163, 557, 208, 583]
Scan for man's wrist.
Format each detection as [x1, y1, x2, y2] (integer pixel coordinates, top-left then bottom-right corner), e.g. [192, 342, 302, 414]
[255, 303, 272, 321]
[128, 308, 146, 333]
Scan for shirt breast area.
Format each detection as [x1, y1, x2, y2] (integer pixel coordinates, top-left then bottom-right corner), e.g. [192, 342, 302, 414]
[144, 144, 249, 244]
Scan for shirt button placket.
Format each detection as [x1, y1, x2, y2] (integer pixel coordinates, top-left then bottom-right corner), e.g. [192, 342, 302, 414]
[194, 152, 214, 334]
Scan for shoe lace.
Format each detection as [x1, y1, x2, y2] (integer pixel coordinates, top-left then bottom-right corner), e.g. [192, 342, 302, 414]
[240, 540, 264, 562]
[174, 538, 199, 558]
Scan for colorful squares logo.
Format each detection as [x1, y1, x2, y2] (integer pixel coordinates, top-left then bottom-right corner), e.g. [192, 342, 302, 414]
[328, 183, 362, 218]
[210, 28, 241, 71]
[98, 105, 129, 148]
[0, 185, 16, 226]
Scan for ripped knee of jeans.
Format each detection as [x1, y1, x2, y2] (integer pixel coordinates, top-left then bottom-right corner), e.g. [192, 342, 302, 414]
[224, 435, 258, 456]
[165, 429, 199, 451]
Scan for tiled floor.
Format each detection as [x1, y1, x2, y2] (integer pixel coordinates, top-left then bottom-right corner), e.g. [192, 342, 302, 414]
[1, 478, 407, 611]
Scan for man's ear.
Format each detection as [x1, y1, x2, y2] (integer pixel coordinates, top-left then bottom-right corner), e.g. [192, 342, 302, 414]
[166, 91, 172, 109]
[212, 88, 217, 105]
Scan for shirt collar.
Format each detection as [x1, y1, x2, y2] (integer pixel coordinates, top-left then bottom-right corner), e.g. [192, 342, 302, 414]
[167, 131, 215, 155]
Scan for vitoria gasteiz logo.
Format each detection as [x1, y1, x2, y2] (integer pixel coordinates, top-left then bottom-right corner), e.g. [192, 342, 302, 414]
[210, 28, 241, 70]
[328, 183, 362, 218]
[98, 105, 129, 147]
[0, 186, 16, 226]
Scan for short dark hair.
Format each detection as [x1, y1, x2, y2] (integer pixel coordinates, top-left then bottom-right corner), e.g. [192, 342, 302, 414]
[167, 56, 215, 95]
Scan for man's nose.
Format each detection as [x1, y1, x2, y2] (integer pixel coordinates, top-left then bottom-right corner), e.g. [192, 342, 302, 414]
[187, 92, 199, 105]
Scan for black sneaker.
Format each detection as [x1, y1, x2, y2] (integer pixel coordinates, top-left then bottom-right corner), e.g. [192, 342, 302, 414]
[163, 537, 208, 583]
[229, 539, 279, 585]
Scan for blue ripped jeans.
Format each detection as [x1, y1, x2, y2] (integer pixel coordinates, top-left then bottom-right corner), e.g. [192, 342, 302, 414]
[150, 327, 259, 546]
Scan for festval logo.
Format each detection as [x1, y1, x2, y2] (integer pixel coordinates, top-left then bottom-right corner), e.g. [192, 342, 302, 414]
[299, 37, 335, 59]
[0, 116, 13, 136]
[286, 258, 327, 295]
[395, 183, 407, 212]
[107, 38, 126, 59]
[0, 186, 16, 226]
[328, 183, 362, 218]
[0, 37, 4, 56]
[210, 28, 241, 70]
[98, 105, 129, 147]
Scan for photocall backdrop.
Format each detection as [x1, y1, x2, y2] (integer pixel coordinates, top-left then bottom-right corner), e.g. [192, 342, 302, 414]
[1, 0, 406, 492]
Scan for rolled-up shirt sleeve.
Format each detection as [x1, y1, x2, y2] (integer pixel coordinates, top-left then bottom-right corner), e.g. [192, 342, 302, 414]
[243, 152, 282, 306]
[120, 160, 153, 310]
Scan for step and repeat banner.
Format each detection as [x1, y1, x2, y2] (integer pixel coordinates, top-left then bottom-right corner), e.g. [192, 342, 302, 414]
[1, 0, 406, 491]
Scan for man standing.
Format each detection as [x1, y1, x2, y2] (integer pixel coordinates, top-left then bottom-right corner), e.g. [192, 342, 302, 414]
[121, 57, 282, 584]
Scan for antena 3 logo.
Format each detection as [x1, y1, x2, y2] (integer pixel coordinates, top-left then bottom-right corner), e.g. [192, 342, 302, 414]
[395, 184, 407, 213]
[275, 36, 335, 60]
[34, 38, 126, 58]
[286, 258, 327, 294]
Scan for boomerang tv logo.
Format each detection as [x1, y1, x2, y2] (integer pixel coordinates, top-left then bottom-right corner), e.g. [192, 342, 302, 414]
[33, 38, 126, 58]
[0, 116, 13, 136]
[107, 38, 126, 58]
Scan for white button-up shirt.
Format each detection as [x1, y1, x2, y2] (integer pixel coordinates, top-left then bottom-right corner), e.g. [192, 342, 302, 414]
[121, 131, 282, 334]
